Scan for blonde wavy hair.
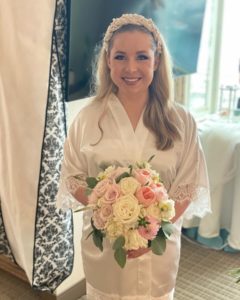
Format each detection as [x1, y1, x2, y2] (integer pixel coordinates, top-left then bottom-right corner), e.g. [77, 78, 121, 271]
[91, 16, 181, 150]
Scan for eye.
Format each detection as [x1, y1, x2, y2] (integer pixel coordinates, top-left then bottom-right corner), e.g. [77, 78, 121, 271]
[114, 54, 125, 60]
[137, 54, 149, 60]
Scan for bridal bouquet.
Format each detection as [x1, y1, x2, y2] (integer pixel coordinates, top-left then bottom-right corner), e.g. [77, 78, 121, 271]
[75, 157, 175, 268]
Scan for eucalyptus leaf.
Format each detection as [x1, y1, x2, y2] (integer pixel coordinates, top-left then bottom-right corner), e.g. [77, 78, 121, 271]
[114, 248, 127, 268]
[161, 222, 174, 239]
[147, 155, 155, 163]
[157, 228, 166, 239]
[95, 228, 105, 238]
[112, 236, 125, 250]
[151, 236, 166, 255]
[86, 177, 99, 188]
[73, 205, 94, 213]
[115, 172, 130, 183]
[86, 230, 94, 240]
[229, 268, 240, 283]
[92, 231, 103, 251]
[129, 165, 133, 175]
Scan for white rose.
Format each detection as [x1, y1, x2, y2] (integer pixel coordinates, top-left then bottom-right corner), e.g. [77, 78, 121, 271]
[119, 177, 140, 195]
[113, 194, 140, 226]
[105, 220, 124, 241]
[146, 203, 161, 220]
[124, 229, 148, 250]
[159, 199, 175, 221]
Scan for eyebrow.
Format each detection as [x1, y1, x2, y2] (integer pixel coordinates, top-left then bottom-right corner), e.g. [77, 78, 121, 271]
[113, 50, 149, 54]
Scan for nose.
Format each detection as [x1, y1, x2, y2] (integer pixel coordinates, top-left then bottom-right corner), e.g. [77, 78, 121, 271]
[125, 58, 138, 73]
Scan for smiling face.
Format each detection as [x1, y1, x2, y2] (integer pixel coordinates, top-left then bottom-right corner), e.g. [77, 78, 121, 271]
[107, 30, 159, 101]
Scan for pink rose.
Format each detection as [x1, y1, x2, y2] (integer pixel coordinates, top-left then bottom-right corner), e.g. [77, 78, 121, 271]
[94, 179, 110, 197]
[92, 210, 106, 230]
[150, 183, 168, 202]
[136, 186, 157, 207]
[138, 216, 160, 240]
[103, 184, 121, 204]
[133, 169, 152, 185]
[99, 204, 113, 221]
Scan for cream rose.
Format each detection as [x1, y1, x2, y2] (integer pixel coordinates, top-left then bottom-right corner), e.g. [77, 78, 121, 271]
[119, 177, 140, 195]
[105, 220, 124, 241]
[113, 194, 140, 225]
[146, 203, 161, 220]
[124, 229, 148, 250]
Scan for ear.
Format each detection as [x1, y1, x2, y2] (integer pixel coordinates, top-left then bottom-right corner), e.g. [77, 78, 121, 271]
[106, 53, 111, 69]
[154, 55, 160, 71]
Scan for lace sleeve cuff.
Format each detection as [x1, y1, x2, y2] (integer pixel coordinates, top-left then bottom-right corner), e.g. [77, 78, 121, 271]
[170, 184, 211, 219]
[56, 174, 87, 212]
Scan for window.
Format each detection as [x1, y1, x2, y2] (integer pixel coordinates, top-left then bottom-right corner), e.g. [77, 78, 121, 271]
[186, 0, 240, 116]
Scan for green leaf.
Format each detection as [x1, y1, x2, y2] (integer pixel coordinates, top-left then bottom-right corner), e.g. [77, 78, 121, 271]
[229, 268, 240, 283]
[112, 236, 125, 250]
[229, 268, 240, 277]
[138, 217, 150, 227]
[86, 230, 94, 240]
[151, 236, 166, 255]
[73, 205, 94, 213]
[157, 228, 166, 239]
[92, 231, 103, 251]
[128, 165, 133, 175]
[114, 248, 127, 268]
[115, 172, 130, 183]
[86, 177, 99, 189]
[161, 222, 174, 239]
[85, 187, 93, 196]
[147, 155, 155, 163]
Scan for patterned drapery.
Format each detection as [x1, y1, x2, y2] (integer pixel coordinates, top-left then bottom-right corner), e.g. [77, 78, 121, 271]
[0, 203, 14, 261]
[32, 0, 74, 292]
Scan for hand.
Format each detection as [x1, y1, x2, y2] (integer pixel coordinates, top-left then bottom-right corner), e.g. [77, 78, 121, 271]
[127, 247, 150, 259]
[171, 199, 190, 223]
[74, 187, 89, 206]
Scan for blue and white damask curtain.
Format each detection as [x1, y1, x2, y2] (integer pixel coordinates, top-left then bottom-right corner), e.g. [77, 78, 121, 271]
[0, 0, 73, 292]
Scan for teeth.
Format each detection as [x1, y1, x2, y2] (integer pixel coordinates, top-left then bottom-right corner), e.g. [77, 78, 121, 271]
[124, 78, 139, 82]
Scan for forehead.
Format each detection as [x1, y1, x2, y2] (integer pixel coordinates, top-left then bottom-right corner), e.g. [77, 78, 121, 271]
[110, 30, 154, 53]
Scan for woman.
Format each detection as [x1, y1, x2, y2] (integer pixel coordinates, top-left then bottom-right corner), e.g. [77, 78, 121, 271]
[57, 14, 210, 300]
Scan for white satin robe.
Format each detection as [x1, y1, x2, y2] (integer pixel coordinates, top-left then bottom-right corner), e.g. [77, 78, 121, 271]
[57, 93, 210, 299]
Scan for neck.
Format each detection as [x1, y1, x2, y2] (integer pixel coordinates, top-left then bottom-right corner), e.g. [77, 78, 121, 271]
[116, 91, 149, 131]
[117, 90, 149, 110]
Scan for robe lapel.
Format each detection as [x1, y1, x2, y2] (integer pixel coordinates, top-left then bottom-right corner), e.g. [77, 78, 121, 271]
[108, 94, 149, 162]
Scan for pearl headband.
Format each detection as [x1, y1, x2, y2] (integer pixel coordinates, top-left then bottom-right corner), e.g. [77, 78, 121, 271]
[103, 14, 163, 54]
